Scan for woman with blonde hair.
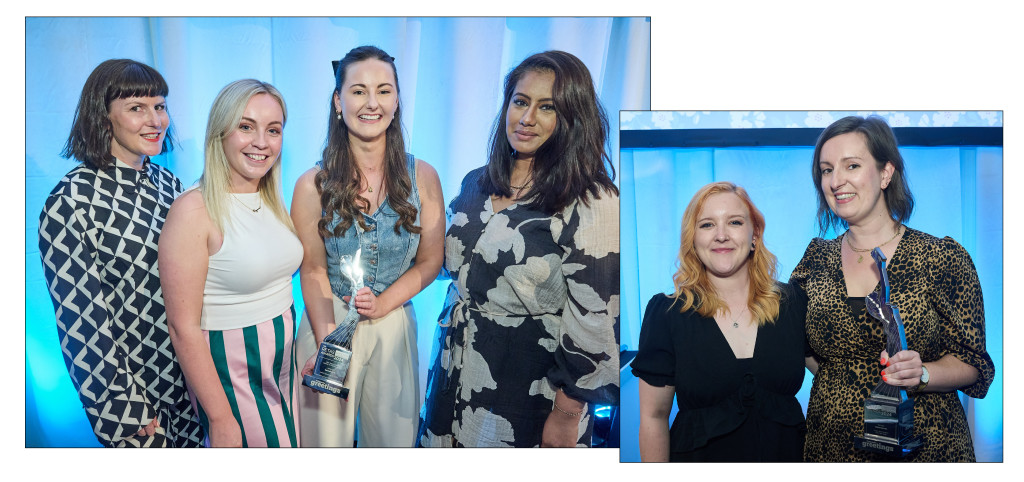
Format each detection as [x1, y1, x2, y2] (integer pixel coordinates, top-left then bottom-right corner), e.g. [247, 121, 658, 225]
[632, 181, 809, 461]
[160, 79, 302, 447]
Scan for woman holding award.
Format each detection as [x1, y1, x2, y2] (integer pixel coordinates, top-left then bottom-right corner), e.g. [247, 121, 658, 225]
[160, 79, 302, 447]
[632, 182, 809, 462]
[790, 115, 994, 461]
[292, 45, 444, 448]
[39, 59, 204, 447]
[418, 51, 619, 447]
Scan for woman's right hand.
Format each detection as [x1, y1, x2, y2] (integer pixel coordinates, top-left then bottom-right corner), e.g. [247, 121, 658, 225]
[208, 417, 243, 447]
[301, 355, 317, 378]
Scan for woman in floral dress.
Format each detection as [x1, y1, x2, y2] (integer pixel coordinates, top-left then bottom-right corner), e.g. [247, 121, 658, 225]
[418, 51, 619, 447]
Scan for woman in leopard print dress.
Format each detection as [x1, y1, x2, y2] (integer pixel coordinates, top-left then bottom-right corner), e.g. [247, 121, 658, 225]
[790, 116, 994, 461]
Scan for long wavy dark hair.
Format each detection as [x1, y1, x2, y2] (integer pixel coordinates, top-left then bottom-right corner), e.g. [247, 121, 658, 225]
[811, 115, 915, 235]
[315, 45, 418, 237]
[479, 50, 618, 215]
[61, 59, 175, 169]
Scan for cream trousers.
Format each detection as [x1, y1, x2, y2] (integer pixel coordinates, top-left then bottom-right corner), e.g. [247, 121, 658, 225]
[295, 296, 419, 447]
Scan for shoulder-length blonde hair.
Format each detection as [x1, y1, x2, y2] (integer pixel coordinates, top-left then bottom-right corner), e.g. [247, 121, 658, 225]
[199, 79, 294, 234]
[670, 181, 780, 326]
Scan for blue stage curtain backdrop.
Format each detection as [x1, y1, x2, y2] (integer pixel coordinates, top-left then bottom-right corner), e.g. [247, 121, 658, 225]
[618, 111, 1002, 462]
[25, 17, 650, 447]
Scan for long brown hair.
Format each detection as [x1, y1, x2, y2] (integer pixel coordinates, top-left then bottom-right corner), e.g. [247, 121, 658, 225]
[671, 182, 780, 326]
[479, 50, 618, 215]
[315, 45, 419, 237]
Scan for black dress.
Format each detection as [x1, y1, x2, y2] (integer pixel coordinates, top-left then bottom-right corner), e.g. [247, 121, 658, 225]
[631, 283, 807, 461]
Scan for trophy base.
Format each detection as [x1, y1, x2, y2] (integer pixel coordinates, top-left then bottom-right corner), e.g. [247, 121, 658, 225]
[303, 374, 350, 400]
[855, 393, 920, 457]
[853, 434, 922, 457]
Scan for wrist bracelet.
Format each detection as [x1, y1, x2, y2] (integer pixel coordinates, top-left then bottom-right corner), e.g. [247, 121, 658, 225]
[553, 402, 584, 418]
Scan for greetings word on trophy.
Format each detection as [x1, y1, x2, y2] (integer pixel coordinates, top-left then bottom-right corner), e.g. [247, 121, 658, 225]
[302, 248, 364, 399]
[853, 247, 923, 456]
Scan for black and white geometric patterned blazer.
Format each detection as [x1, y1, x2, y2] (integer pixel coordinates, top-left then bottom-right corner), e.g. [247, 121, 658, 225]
[38, 158, 204, 447]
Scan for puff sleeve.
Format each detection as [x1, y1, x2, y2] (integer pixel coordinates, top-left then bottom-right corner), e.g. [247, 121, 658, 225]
[630, 294, 677, 387]
[546, 190, 620, 406]
[928, 237, 994, 399]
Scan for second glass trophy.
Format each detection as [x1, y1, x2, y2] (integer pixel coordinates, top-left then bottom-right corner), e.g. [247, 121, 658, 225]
[852, 247, 923, 456]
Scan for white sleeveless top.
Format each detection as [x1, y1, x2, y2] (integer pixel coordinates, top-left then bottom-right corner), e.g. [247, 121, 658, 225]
[201, 192, 302, 330]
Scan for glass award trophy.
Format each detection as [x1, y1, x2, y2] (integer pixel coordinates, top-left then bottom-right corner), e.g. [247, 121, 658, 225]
[302, 248, 364, 400]
[853, 247, 923, 456]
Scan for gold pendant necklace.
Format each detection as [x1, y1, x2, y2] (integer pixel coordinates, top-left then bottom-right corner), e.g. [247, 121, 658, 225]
[845, 225, 903, 263]
[232, 194, 262, 213]
[366, 172, 384, 193]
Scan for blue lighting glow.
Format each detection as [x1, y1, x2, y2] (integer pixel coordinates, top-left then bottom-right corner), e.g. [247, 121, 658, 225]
[24, 16, 650, 448]
[618, 115, 1002, 462]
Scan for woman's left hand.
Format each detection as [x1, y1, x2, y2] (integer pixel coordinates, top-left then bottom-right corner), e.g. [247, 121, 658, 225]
[541, 406, 582, 447]
[343, 287, 384, 319]
[135, 416, 160, 437]
[880, 349, 923, 387]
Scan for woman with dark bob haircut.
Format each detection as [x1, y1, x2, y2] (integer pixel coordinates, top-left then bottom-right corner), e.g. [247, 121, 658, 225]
[791, 115, 994, 461]
[418, 50, 620, 447]
[38, 59, 204, 447]
[292, 45, 445, 447]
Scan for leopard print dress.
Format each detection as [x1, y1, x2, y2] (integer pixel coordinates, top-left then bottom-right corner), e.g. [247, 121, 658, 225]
[790, 227, 994, 461]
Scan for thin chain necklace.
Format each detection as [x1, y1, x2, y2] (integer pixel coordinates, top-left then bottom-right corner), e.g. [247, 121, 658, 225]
[726, 306, 748, 329]
[510, 174, 534, 200]
[232, 193, 262, 213]
[360, 159, 383, 193]
[367, 172, 384, 193]
[845, 224, 903, 263]
[510, 157, 534, 197]
[362, 170, 385, 214]
[510, 177, 533, 190]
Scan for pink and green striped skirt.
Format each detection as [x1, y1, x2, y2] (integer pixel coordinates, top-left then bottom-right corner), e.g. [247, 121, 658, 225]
[190, 306, 300, 447]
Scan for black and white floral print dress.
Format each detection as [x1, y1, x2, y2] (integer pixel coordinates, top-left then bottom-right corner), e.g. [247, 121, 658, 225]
[419, 167, 619, 447]
[38, 158, 205, 447]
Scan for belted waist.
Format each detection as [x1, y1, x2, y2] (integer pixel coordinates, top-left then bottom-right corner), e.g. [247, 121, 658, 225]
[436, 287, 534, 390]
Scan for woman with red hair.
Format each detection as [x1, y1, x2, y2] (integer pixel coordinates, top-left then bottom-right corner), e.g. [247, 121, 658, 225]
[632, 181, 810, 461]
